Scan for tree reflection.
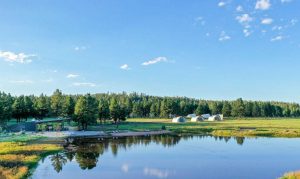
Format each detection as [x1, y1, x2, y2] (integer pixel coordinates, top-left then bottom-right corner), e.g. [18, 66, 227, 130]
[51, 134, 249, 173]
[75, 143, 105, 170]
[235, 137, 245, 145]
[65, 151, 75, 162]
[50, 153, 67, 173]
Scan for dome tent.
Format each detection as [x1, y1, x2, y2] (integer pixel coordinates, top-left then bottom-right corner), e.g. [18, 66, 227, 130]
[172, 116, 186, 123]
[191, 116, 203, 122]
[208, 114, 224, 121]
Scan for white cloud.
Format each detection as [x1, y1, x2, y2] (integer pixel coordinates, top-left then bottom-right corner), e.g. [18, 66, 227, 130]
[72, 82, 96, 87]
[243, 29, 252, 37]
[271, 35, 284, 42]
[218, 1, 226, 7]
[144, 168, 169, 179]
[66, 74, 79, 78]
[255, 0, 271, 10]
[236, 14, 253, 25]
[74, 46, 87, 51]
[142, 57, 168, 66]
[272, 25, 283, 31]
[236, 5, 243, 12]
[0, 51, 36, 63]
[120, 64, 130, 70]
[290, 19, 298, 26]
[9, 80, 34, 84]
[219, 31, 231, 41]
[194, 17, 205, 26]
[261, 18, 273, 25]
[121, 164, 129, 173]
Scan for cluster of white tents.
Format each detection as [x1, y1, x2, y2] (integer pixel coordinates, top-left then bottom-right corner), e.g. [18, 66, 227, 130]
[172, 114, 224, 123]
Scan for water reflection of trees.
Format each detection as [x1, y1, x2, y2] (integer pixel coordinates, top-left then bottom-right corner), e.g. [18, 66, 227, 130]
[50, 134, 250, 172]
[212, 136, 246, 145]
[75, 143, 105, 170]
[50, 153, 67, 173]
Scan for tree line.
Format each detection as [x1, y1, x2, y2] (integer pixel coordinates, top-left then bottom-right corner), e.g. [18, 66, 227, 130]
[1, 90, 300, 129]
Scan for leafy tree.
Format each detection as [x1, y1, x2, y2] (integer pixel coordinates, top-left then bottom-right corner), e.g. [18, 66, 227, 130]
[222, 101, 232, 117]
[34, 94, 50, 119]
[12, 96, 25, 123]
[160, 99, 173, 118]
[62, 96, 75, 118]
[51, 89, 64, 117]
[210, 102, 219, 115]
[0, 92, 13, 125]
[195, 101, 210, 115]
[119, 104, 127, 121]
[109, 98, 120, 123]
[131, 102, 143, 117]
[251, 102, 261, 117]
[244, 102, 253, 117]
[150, 103, 159, 118]
[24, 96, 34, 120]
[74, 94, 98, 130]
[98, 99, 110, 123]
[231, 98, 245, 117]
[283, 107, 291, 117]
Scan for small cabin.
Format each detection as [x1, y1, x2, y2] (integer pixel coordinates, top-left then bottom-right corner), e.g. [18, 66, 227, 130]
[172, 116, 186, 123]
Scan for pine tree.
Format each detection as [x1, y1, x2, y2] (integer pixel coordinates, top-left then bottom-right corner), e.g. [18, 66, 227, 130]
[51, 89, 64, 117]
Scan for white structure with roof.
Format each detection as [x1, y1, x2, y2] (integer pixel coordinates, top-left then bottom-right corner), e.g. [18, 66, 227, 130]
[191, 116, 203, 122]
[172, 116, 186, 123]
[201, 114, 211, 119]
[208, 114, 224, 121]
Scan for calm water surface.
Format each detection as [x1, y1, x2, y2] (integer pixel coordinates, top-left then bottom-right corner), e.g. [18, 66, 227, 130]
[31, 135, 300, 179]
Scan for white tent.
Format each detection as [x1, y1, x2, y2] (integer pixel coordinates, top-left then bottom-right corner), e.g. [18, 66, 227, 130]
[187, 114, 196, 118]
[191, 116, 203, 122]
[208, 114, 224, 121]
[201, 114, 211, 119]
[172, 116, 186, 123]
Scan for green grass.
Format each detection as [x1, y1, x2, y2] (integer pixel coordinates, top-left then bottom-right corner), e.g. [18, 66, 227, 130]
[0, 141, 62, 179]
[0, 134, 44, 143]
[87, 118, 300, 137]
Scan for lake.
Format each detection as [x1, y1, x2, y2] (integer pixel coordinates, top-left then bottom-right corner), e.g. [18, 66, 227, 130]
[30, 135, 300, 179]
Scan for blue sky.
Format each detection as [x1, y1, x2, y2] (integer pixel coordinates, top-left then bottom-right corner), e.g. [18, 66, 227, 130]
[0, 0, 300, 102]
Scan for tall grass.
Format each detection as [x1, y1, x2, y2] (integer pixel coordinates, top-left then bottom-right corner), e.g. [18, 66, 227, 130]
[0, 142, 62, 179]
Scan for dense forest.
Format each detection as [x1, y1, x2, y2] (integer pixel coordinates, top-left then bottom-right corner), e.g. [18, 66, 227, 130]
[1, 89, 300, 129]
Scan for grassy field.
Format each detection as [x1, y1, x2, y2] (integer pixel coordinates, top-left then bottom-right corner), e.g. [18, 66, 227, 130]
[87, 118, 300, 137]
[0, 135, 62, 179]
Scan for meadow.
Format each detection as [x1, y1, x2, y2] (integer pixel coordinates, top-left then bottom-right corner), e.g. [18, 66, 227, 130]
[88, 118, 300, 137]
